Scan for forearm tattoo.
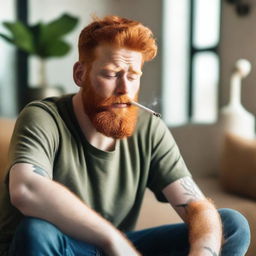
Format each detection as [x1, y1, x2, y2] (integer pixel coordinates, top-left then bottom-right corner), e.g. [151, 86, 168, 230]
[32, 165, 49, 177]
[204, 246, 218, 256]
[175, 177, 203, 209]
[180, 178, 202, 199]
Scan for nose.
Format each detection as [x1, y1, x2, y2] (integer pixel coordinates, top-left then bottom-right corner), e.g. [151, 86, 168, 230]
[115, 77, 129, 95]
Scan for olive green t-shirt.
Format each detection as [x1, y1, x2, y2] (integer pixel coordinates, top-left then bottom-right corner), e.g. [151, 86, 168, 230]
[0, 94, 191, 255]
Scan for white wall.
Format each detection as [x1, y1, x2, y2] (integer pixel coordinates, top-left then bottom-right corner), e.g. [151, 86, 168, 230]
[29, 0, 162, 112]
[219, 1, 256, 115]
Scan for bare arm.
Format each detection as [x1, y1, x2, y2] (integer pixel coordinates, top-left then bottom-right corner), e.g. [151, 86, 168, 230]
[9, 163, 140, 256]
[162, 176, 222, 256]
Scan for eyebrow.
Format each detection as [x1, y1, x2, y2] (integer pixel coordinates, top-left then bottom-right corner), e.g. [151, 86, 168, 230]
[101, 67, 143, 76]
[129, 69, 143, 76]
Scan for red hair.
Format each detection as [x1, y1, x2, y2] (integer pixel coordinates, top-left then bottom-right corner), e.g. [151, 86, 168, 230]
[78, 15, 157, 65]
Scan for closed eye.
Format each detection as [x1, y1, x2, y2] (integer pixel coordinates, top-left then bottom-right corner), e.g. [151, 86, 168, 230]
[103, 73, 117, 78]
[127, 74, 140, 81]
[100, 69, 118, 78]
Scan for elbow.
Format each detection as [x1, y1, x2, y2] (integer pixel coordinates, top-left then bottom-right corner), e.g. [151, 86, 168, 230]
[9, 184, 31, 215]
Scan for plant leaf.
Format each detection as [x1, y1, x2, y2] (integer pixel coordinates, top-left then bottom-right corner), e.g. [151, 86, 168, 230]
[40, 39, 71, 58]
[41, 13, 79, 42]
[0, 33, 15, 44]
[2, 21, 35, 53]
[29, 22, 44, 54]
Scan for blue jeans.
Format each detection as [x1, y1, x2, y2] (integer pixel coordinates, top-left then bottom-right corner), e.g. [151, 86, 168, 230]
[9, 209, 250, 256]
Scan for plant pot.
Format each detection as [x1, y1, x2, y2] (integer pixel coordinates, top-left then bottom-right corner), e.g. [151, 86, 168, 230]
[26, 86, 65, 104]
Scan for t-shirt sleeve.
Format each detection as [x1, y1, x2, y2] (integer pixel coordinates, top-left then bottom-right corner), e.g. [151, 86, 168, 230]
[147, 117, 191, 202]
[7, 104, 59, 179]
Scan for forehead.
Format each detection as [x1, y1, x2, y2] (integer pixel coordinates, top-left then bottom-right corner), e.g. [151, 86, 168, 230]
[92, 44, 143, 70]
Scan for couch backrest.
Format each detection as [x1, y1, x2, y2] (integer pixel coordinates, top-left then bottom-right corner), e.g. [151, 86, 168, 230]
[170, 123, 223, 178]
[0, 119, 15, 182]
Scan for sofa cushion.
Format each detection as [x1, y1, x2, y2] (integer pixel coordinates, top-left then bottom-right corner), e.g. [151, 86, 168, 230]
[0, 119, 15, 182]
[220, 133, 256, 200]
[170, 123, 222, 178]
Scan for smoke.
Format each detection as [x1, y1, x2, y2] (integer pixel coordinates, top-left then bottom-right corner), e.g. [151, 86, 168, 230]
[147, 97, 161, 108]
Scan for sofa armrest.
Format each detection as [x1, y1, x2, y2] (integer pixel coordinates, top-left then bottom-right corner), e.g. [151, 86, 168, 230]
[0, 118, 15, 182]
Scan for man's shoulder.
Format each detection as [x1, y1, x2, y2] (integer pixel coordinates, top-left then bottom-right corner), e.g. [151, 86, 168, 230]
[17, 94, 73, 122]
[26, 94, 72, 113]
[14, 94, 73, 134]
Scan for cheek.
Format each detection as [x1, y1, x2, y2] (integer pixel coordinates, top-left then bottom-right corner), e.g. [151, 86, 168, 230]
[91, 77, 115, 97]
[131, 81, 141, 96]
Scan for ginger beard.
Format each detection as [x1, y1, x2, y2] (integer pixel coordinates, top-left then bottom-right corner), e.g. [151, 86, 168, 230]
[81, 73, 139, 139]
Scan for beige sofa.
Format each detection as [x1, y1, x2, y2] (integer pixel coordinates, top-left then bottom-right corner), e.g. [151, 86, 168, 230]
[0, 119, 255, 255]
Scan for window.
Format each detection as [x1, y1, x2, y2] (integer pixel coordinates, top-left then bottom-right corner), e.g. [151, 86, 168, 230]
[162, 0, 221, 126]
[0, 1, 17, 117]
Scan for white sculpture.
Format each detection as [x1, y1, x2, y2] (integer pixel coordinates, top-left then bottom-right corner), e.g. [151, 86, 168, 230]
[219, 59, 255, 139]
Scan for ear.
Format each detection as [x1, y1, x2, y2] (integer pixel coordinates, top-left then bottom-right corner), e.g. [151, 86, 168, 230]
[73, 61, 86, 87]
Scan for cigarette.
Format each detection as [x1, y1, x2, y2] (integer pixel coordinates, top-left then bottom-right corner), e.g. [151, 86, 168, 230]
[130, 101, 161, 118]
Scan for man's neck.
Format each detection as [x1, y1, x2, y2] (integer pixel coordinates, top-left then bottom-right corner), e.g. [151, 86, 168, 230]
[72, 91, 116, 151]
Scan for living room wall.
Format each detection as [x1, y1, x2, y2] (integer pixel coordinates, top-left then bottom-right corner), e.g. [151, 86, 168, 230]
[219, 1, 256, 116]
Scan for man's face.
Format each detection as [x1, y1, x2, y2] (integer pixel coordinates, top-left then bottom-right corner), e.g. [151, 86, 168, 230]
[81, 45, 143, 139]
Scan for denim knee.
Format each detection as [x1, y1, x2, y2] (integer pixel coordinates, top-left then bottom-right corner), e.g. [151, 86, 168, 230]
[219, 208, 250, 255]
[9, 217, 68, 256]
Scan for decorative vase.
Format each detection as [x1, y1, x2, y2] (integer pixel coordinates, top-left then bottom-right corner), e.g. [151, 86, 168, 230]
[26, 87, 64, 103]
[218, 59, 255, 139]
[26, 58, 64, 103]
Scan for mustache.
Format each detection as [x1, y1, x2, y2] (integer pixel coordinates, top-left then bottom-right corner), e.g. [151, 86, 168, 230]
[99, 95, 133, 106]
[94, 95, 135, 113]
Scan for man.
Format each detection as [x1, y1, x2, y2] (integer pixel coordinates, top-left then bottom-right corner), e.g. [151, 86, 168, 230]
[0, 16, 250, 256]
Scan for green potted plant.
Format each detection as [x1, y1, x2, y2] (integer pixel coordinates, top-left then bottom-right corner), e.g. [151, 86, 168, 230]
[0, 13, 79, 101]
